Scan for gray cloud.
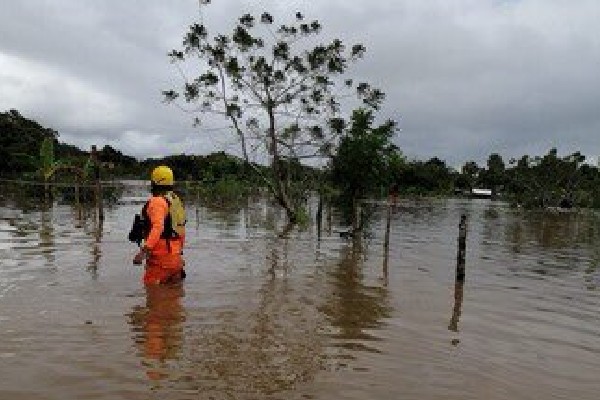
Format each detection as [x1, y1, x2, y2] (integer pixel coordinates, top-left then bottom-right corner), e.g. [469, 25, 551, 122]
[1, 0, 599, 167]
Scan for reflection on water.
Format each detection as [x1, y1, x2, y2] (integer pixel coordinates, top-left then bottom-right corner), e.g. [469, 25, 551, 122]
[320, 242, 391, 352]
[127, 284, 185, 382]
[448, 280, 464, 335]
[133, 236, 327, 398]
[1, 186, 600, 399]
[87, 217, 103, 279]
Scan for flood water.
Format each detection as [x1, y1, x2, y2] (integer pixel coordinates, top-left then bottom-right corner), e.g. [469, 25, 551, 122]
[1, 184, 599, 399]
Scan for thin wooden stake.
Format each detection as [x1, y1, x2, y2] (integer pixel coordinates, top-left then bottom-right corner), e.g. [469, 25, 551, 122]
[316, 194, 323, 240]
[91, 145, 104, 221]
[456, 214, 467, 281]
[382, 200, 393, 285]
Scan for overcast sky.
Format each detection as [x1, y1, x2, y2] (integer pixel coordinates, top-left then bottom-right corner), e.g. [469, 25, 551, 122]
[1, 0, 599, 168]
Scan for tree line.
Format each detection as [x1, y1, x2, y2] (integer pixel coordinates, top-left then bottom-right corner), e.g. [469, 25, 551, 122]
[3, 108, 600, 211]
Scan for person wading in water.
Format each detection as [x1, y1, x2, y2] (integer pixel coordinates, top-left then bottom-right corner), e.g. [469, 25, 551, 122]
[129, 165, 186, 285]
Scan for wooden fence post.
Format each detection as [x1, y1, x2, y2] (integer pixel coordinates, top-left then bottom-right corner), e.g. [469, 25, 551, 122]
[456, 214, 467, 281]
[316, 194, 323, 240]
[91, 145, 104, 221]
[327, 202, 332, 234]
[382, 199, 393, 285]
[75, 175, 83, 220]
[384, 199, 392, 254]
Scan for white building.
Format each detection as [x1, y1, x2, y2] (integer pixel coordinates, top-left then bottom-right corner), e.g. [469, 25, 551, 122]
[471, 188, 492, 198]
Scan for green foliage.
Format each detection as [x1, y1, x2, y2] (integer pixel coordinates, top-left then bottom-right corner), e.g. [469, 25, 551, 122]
[212, 178, 251, 202]
[479, 153, 506, 189]
[452, 148, 600, 209]
[396, 157, 454, 195]
[140, 151, 266, 184]
[330, 109, 400, 224]
[39, 138, 55, 179]
[293, 206, 310, 227]
[331, 109, 398, 198]
[504, 148, 591, 208]
[0, 109, 58, 176]
[0, 109, 94, 179]
[96, 145, 140, 178]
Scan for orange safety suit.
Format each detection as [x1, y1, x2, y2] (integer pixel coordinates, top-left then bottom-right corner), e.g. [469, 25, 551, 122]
[142, 195, 185, 285]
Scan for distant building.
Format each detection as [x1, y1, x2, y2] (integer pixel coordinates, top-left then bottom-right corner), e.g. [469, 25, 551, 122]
[471, 188, 492, 198]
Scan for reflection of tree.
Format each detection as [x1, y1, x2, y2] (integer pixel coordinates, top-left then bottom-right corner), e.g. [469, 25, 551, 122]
[200, 194, 279, 235]
[87, 216, 103, 278]
[204, 205, 244, 229]
[585, 223, 600, 290]
[501, 211, 598, 277]
[193, 237, 324, 396]
[127, 284, 186, 382]
[505, 212, 592, 250]
[39, 206, 55, 269]
[319, 240, 391, 352]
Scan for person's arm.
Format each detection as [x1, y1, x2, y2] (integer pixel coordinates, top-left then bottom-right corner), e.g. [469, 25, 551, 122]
[133, 197, 168, 264]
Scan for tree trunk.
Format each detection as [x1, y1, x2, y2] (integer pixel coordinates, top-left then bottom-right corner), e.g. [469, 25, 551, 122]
[267, 102, 297, 223]
[352, 195, 361, 233]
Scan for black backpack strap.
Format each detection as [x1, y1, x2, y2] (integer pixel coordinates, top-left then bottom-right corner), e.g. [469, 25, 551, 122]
[162, 195, 173, 253]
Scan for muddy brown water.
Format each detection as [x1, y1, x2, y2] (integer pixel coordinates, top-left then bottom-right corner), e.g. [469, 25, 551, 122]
[1, 187, 599, 399]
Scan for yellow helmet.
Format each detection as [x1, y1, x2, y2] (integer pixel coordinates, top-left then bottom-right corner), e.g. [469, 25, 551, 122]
[150, 165, 174, 186]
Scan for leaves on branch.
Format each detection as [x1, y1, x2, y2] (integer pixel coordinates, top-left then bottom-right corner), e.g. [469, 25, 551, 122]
[327, 98, 340, 113]
[225, 57, 242, 77]
[184, 83, 199, 102]
[288, 56, 307, 73]
[300, 24, 311, 34]
[239, 14, 255, 28]
[357, 83, 385, 109]
[328, 117, 346, 134]
[162, 90, 179, 102]
[233, 26, 254, 50]
[246, 118, 259, 129]
[282, 123, 300, 139]
[183, 24, 207, 51]
[351, 44, 366, 58]
[198, 72, 219, 86]
[209, 46, 226, 63]
[311, 90, 324, 103]
[168, 50, 184, 62]
[261, 12, 274, 24]
[273, 41, 290, 60]
[226, 103, 242, 118]
[309, 125, 324, 139]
